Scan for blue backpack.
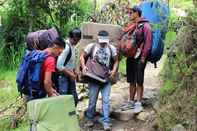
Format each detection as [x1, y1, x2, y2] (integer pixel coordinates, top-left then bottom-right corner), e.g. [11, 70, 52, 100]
[139, 0, 169, 67]
[16, 50, 49, 99]
[148, 29, 164, 67]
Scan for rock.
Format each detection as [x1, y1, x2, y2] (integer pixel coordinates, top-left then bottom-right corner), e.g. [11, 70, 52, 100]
[111, 108, 134, 121]
[137, 111, 150, 121]
[110, 93, 125, 108]
[171, 124, 186, 131]
[153, 101, 160, 110]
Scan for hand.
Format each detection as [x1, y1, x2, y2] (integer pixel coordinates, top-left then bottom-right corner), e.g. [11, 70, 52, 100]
[141, 57, 146, 64]
[109, 70, 116, 81]
[48, 88, 59, 97]
[82, 66, 88, 74]
[70, 72, 77, 81]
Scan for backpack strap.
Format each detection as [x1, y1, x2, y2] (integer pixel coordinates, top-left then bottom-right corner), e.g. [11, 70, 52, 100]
[63, 43, 72, 66]
[107, 44, 113, 60]
[89, 43, 113, 60]
[87, 43, 97, 59]
[107, 44, 116, 70]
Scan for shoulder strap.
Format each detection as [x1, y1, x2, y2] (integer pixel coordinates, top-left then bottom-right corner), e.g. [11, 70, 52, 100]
[107, 44, 116, 70]
[88, 43, 96, 59]
[107, 44, 113, 59]
[63, 43, 72, 66]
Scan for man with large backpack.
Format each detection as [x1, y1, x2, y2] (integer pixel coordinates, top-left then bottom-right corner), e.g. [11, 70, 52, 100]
[16, 37, 65, 100]
[56, 28, 81, 106]
[13, 37, 65, 128]
[125, 6, 152, 113]
[80, 30, 119, 131]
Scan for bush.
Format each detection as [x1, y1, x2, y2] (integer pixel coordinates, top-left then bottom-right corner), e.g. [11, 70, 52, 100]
[0, 0, 93, 70]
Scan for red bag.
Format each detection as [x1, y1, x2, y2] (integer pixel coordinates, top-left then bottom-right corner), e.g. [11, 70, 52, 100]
[118, 23, 138, 58]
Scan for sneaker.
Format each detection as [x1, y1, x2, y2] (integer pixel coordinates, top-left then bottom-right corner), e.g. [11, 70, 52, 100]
[120, 101, 135, 111]
[134, 102, 143, 113]
[103, 123, 111, 131]
[97, 118, 112, 130]
[128, 101, 135, 109]
[84, 119, 94, 127]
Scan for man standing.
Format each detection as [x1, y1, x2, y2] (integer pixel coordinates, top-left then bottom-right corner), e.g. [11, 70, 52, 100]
[80, 30, 119, 131]
[126, 6, 152, 113]
[13, 37, 65, 128]
[56, 28, 81, 106]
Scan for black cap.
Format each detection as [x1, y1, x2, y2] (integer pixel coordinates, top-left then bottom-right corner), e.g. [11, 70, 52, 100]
[98, 30, 109, 36]
[131, 5, 142, 17]
[98, 30, 109, 44]
[69, 27, 81, 38]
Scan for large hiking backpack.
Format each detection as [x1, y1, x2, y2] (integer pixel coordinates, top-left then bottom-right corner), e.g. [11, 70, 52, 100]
[148, 29, 164, 65]
[139, 1, 169, 24]
[26, 27, 59, 51]
[16, 50, 49, 99]
[139, 0, 170, 66]
[118, 28, 137, 58]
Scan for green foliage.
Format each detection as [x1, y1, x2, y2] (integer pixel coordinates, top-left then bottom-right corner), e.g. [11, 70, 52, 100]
[158, 14, 197, 130]
[0, 0, 93, 70]
[164, 31, 176, 50]
[0, 118, 28, 131]
[0, 69, 28, 131]
[159, 80, 175, 97]
[118, 57, 126, 75]
[0, 70, 18, 107]
[170, 0, 194, 9]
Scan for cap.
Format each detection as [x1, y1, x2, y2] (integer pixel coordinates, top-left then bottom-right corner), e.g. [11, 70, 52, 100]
[98, 30, 109, 44]
[130, 5, 142, 16]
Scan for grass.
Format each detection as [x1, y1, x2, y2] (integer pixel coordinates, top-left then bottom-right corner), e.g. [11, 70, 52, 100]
[0, 69, 27, 131]
[0, 118, 28, 131]
[159, 80, 175, 97]
[0, 69, 18, 108]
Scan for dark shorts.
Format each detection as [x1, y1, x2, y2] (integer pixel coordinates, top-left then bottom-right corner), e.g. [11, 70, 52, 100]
[126, 57, 147, 86]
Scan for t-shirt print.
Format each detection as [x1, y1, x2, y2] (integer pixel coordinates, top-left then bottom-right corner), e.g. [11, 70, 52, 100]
[94, 48, 109, 67]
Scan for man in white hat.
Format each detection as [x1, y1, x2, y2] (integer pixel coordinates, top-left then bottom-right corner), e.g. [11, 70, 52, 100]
[80, 30, 119, 131]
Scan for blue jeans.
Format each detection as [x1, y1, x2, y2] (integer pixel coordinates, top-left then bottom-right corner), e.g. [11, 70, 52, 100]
[58, 75, 78, 106]
[85, 82, 111, 124]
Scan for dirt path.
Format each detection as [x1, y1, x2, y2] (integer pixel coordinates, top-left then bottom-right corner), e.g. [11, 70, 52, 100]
[78, 57, 165, 131]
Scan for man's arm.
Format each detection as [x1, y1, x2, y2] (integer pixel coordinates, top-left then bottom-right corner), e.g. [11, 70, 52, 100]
[141, 23, 152, 63]
[80, 50, 88, 73]
[44, 71, 58, 97]
[43, 56, 58, 97]
[56, 45, 76, 79]
[110, 55, 119, 79]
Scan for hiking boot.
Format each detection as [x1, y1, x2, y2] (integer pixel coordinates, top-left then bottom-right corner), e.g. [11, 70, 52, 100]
[103, 123, 111, 131]
[84, 119, 94, 127]
[134, 102, 143, 113]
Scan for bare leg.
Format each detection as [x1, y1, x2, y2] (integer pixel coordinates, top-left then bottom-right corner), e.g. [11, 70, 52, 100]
[136, 84, 144, 102]
[129, 84, 136, 101]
